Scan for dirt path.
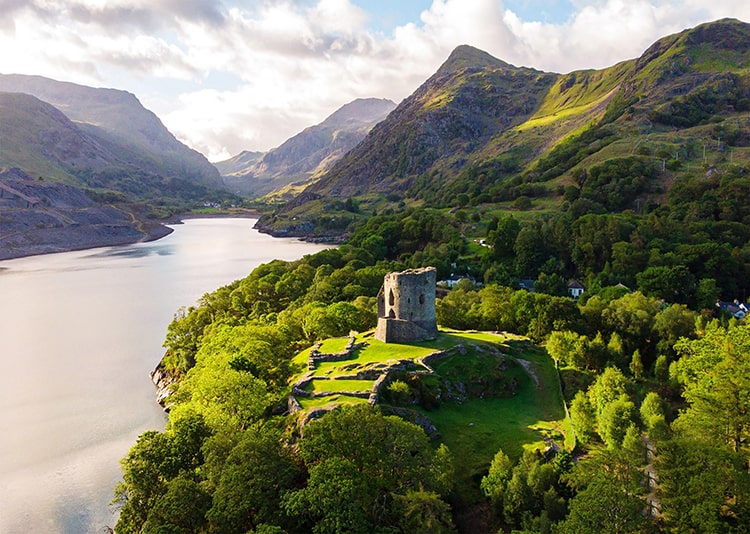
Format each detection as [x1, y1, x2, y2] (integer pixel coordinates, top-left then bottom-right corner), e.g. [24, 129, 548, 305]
[517, 358, 539, 386]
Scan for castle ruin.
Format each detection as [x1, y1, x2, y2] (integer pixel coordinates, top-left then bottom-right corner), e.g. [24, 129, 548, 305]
[375, 267, 438, 343]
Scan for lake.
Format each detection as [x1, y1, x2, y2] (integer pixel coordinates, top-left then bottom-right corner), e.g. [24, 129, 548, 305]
[0, 218, 331, 533]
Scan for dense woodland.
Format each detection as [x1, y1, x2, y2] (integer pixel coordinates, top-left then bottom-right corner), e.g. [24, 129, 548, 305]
[113, 161, 750, 532]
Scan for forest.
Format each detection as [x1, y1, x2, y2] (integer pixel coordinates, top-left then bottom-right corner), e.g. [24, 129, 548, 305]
[112, 150, 750, 533]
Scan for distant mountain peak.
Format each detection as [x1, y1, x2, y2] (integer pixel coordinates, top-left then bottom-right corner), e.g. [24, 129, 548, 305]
[217, 97, 396, 197]
[437, 44, 510, 75]
[323, 98, 396, 128]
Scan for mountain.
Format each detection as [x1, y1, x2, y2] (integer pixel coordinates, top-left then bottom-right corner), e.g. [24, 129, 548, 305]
[306, 45, 558, 199]
[0, 74, 223, 191]
[259, 18, 750, 237]
[217, 98, 396, 198]
[0, 92, 115, 182]
[215, 150, 264, 178]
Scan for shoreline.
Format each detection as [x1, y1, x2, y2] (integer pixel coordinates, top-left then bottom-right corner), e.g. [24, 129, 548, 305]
[0, 211, 264, 262]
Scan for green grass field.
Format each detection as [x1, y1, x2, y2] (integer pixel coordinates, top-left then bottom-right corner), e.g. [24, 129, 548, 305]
[304, 379, 374, 393]
[290, 330, 571, 503]
[421, 341, 569, 501]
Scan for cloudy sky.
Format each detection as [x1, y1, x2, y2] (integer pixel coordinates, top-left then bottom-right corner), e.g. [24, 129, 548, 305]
[1, 1, 749, 161]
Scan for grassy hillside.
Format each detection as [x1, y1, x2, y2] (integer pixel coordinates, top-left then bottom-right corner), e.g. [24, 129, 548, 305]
[260, 18, 750, 238]
[290, 329, 570, 505]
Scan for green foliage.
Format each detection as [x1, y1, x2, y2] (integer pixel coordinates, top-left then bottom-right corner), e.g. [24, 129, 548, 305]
[386, 379, 412, 406]
[569, 391, 596, 445]
[672, 324, 750, 454]
[580, 156, 658, 212]
[557, 448, 646, 534]
[114, 413, 212, 533]
[629, 349, 644, 380]
[640, 392, 666, 429]
[587, 366, 630, 417]
[207, 429, 301, 532]
[533, 124, 618, 182]
[286, 405, 453, 532]
[657, 437, 750, 532]
[142, 477, 212, 534]
[393, 490, 458, 534]
[480, 448, 514, 505]
[597, 395, 637, 449]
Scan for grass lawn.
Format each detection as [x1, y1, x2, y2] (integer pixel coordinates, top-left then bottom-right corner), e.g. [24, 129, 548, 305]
[318, 337, 349, 353]
[421, 342, 569, 502]
[305, 379, 374, 393]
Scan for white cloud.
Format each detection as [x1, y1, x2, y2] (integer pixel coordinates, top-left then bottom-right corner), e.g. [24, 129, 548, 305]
[1, 0, 749, 161]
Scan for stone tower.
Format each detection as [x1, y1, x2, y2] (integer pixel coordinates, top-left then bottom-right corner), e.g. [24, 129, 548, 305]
[375, 267, 438, 343]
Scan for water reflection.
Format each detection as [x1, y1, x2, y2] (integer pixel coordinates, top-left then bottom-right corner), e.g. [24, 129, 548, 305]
[88, 243, 174, 259]
[0, 218, 331, 533]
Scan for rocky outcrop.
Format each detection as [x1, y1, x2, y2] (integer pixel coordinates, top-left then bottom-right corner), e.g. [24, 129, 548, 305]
[149, 360, 179, 410]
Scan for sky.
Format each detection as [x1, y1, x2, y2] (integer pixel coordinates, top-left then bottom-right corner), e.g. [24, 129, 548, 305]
[0, 1, 749, 162]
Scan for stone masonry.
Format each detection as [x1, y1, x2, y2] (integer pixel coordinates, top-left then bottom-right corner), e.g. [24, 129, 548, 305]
[375, 267, 438, 343]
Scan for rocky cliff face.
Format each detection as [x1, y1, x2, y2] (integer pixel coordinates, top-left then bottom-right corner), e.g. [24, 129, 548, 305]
[0, 92, 116, 180]
[217, 98, 396, 198]
[150, 359, 179, 410]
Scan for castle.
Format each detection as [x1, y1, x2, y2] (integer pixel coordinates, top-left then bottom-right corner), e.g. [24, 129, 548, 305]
[375, 267, 438, 343]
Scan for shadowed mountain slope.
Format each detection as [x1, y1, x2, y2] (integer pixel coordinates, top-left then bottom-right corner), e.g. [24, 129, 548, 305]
[217, 98, 396, 197]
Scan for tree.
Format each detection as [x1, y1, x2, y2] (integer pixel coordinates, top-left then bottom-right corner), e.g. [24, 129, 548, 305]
[143, 477, 212, 534]
[286, 405, 453, 531]
[653, 354, 669, 384]
[208, 428, 302, 532]
[570, 391, 596, 445]
[636, 265, 695, 303]
[657, 437, 750, 532]
[640, 392, 665, 426]
[283, 457, 374, 534]
[558, 449, 646, 534]
[534, 272, 568, 296]
[487, 215, 520, 262]
[588, 366, 629, 417]
[653, 303, 697, 358]
[629, 349, 644, 380]
[673, 325, 750, 455]
[514, 226, 548, 277]
[640, 391, 669, 440]
[598, 395, 637, 449]
[480, 448, 513, 506]
[393, 490, 457, 534]
[558, 472, 645, 534]
[545, 331, 582, 368]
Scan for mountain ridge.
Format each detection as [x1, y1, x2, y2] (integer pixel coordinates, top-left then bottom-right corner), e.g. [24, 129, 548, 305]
[258, 18, 750, 237]
[217, 97, 396, 197]
[0, 73, 223, 190]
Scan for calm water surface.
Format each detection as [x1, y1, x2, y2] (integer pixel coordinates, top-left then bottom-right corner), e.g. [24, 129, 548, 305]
[0, 218, 330, 533]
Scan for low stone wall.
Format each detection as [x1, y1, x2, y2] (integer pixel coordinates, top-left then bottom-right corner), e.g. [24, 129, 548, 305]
[419, 344, 465, 372]
[307, 336, 366, 369]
